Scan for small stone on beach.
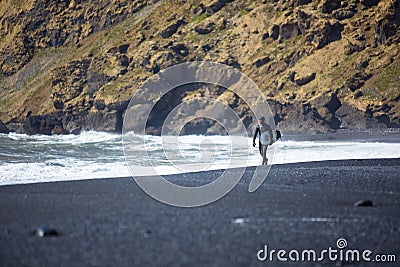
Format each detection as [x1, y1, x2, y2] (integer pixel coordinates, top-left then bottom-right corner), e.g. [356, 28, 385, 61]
[231, 217, 250, 226]
[354, 200, 373, 207]
[34, 227, 58, 237]
[143, 229, 152, 238]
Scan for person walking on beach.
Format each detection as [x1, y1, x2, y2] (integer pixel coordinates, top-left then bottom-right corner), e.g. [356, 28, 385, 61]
[253, 116, 273, 165]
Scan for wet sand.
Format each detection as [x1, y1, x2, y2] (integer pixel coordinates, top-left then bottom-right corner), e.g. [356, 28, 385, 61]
[0, 158, 399, 266]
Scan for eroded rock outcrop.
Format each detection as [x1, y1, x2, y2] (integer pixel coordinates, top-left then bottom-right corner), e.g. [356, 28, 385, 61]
[0, 0, 398, 135]
[374, 0, 400, 45]
[318, 0, 341, 14]
[195, 22, 215, 34]
[0, 0, 151, 76]
[0, 120, 9, 134]
[205, 0, 233, 16]
[294, 72, 316, 86]
[296, 10, 344, 49]
[51, 59, 91, 110]
[253, 56, 270, 68]
[160, 19, 186, 38]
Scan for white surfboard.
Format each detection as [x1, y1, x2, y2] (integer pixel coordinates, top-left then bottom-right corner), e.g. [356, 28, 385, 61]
[260, 130, 277, 145]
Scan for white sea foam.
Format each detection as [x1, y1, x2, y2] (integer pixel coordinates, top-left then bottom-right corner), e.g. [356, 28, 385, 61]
[7, 130, 121, 144]
[1, 132, 399, 185]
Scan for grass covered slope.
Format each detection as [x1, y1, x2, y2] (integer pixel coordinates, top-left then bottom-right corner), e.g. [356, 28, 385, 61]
[0, 0, 399, 134]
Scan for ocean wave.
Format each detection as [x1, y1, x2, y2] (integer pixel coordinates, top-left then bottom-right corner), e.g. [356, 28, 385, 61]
[1, 131, 400, 185]
[6, 131, 121, 144]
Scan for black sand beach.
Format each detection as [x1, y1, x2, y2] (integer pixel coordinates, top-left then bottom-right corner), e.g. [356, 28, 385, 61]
[0, 158, 399, 266]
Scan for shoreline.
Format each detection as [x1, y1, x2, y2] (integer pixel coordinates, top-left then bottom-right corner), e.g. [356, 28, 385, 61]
[282, 129, 400, 142]
[1, 158, 399, 266]
[1, 157, 400, 187]
[2, 127, 400, 138]
[2, 129, 400, 143]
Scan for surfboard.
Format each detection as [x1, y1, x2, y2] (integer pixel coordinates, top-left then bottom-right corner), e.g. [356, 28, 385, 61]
[260, 131, 273, 145]
[260, 130, 280, 145]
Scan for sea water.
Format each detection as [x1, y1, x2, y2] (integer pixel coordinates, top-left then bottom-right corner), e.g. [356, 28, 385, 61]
[1, 131, 400, 185]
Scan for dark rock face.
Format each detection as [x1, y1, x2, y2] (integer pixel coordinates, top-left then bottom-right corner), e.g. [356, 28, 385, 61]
[106, 44, 130, 54]
[218, 55, 241, 69]
[261, 32, 269, 40]
[145, 51, 179, 74]
[160, 19, 186, 38]
[94, 100, 106, 111]
[335, 103, 387, 130]
[308, 21, 344, 49]
[268, 92, 357, 134]
[253, 56, 270, 68]
[84, 110, 123, 132]
[180, 118, 226, 135]
[298, 0, 312, 6]
[344, 72, 372, 91]
[201, 44, 212, 52]
[190, 3, 205, 17]
[269, 25, 280, 40]
[324, 93, 342, 114]
[279, 22, 301, 43]
[195, 22, 215, 34]
[4, 122, 24, 134]
[87, 71, 112, 98]
[333, 10, 355, 20]
[19, 99, 127, 135]
[0, 35, 34, 77]
[269, 101, 331, 134]
[294, 72, 316, 86]
[106, 100, 129, 112]
[170, 44, 189, 57]
[361, 0, 380, 7]
[23, 114, 64, 135]
[63, 101, 128, 134]
[51, 125, 67, 135]
[0, 120, 9, 134]
[344, 39, 366, 55]
[205, 0, 233, 16]
[310, 93, 342, 130]
[126, 84, 253, 136]
[374, 0, 400, 45]
[297, 10, 344, 49]
[318, 0, 341, 14]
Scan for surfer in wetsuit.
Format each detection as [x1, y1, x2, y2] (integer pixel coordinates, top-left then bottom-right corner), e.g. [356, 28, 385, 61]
[253, 116, 273, 165]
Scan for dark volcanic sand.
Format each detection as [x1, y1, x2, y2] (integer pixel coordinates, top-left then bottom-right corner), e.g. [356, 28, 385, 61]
[0, 159, 399, 266]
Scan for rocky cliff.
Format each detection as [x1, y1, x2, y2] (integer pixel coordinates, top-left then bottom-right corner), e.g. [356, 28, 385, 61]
[0, 0, 399, 135]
